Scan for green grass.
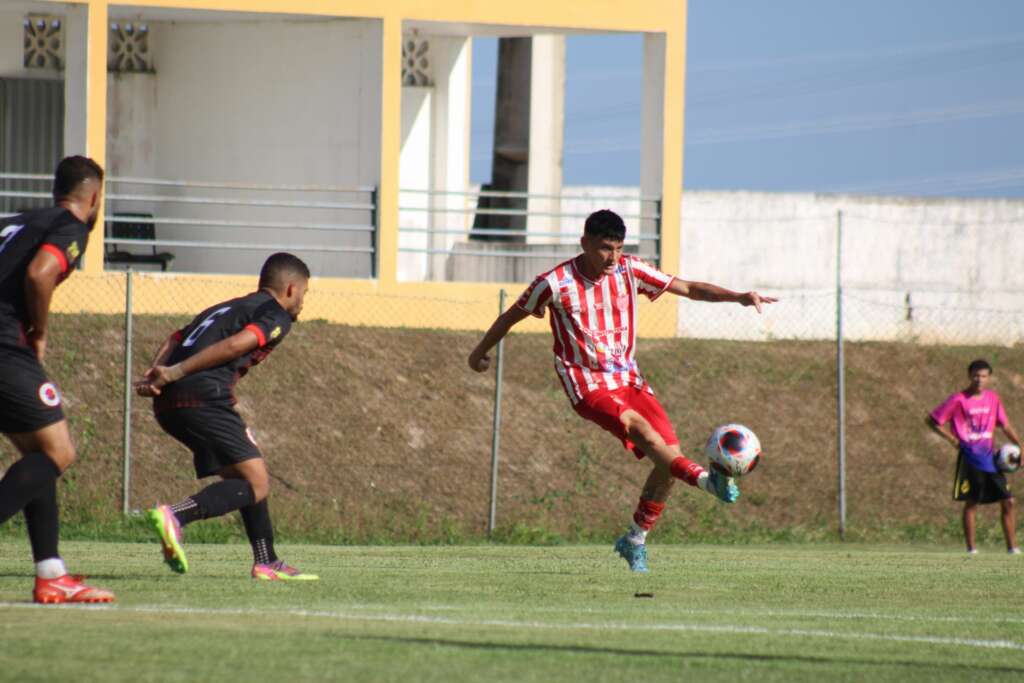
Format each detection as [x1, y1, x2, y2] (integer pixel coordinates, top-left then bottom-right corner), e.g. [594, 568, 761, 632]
[2, 541, 1023, 682]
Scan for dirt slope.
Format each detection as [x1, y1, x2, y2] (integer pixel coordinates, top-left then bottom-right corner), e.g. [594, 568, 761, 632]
[13, 313, 1022, 543]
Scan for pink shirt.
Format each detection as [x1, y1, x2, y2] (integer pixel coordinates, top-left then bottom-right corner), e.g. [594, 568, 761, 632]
[930, 390, 1007, 472]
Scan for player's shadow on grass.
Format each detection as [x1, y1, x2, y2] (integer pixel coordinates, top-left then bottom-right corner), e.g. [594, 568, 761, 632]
[342, 634, 1024, 674]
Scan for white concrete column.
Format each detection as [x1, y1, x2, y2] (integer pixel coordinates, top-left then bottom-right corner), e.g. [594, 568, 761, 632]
[398, 86, 432, 281]
[640, 33, 666, 248]
[527, 34, 565, 243]
[63, 5, 88, 156]
[429, 36, 471, 281]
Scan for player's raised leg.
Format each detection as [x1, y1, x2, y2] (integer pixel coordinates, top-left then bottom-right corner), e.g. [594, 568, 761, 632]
[620, 409, 739, 503]
[148, 458, 267, 574]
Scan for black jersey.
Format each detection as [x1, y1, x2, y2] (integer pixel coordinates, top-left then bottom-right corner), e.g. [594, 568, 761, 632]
[0, 207, 90, 347]
[154, 290, 292, 412]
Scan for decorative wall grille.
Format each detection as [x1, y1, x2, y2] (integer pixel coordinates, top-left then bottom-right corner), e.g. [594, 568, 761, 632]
[402, 34, 432, 87]
[23, 15, 64, 70]
[109, 22, 153, 73]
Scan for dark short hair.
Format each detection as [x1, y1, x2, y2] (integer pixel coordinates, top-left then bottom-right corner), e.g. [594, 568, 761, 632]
[259, 252, 310, 290]
[53, 155, 104, 200]
[968, 359, 992, 375]
[583, 209, 626, 242]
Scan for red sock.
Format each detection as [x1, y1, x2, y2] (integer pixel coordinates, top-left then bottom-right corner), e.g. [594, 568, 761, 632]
[632, 498, 666, 531]
[669, 456, 706, 487]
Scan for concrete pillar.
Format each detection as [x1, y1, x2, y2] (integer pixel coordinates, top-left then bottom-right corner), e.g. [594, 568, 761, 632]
[527, 34, 565, 242]
[429, 37, 471, 281]
[398, 86, 431, 281]
[377, 15, 402, 286]
[63, 5, 87, 156]
[639, 33, 665, 253]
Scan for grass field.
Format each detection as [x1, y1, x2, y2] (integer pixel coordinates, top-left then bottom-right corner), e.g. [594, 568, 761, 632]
[2, 540, 1023, 682]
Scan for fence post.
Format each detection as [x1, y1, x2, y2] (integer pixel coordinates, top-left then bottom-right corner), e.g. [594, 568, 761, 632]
[370, 186, 378, 279]
[488, 289, 507, 537]
[836, 210, 846, 540]
[122, 268, 134, 515]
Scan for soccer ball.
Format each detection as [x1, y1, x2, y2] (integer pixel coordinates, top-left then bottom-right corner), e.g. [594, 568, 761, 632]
[704, 424, 761, 477]
[995, 444, 1022, 474]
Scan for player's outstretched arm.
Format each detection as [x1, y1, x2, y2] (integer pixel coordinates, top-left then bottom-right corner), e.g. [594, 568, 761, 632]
[468, 305, 531, 372]
[23, 248, 65, 361]
[142, 328, 261, 394]
[667, 278, 777, 313]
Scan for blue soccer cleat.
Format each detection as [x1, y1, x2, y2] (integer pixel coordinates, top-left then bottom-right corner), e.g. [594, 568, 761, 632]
[614, 534, 649, 573]
[704, 468, 740, 503]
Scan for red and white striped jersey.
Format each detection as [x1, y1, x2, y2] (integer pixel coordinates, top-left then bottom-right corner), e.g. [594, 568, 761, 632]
[515, 255, 675, 404]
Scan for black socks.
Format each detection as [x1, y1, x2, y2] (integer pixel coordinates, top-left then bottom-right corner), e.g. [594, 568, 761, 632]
[0, 452, 61, 526]
[24, 474, 59, 562]
[240, 499, 278, 566]
[171, 479, 255, 527]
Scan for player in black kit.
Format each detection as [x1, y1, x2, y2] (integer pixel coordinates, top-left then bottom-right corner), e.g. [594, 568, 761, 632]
[136, 252, 318, 581]
[0, 156, 115, 603]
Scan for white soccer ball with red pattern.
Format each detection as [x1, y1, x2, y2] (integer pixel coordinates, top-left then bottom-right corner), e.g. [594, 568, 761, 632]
[995, 444, 1022, 474]
[704, 424, 761, 477]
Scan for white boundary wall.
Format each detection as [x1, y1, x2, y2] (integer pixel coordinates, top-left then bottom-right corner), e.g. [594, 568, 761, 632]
[561, 187, 1024, 344]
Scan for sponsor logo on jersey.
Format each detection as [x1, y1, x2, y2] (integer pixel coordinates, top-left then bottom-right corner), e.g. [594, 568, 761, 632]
[67, 241, 80, 260]
[38, 382, 61, 407]
[270, 326, 282, 340]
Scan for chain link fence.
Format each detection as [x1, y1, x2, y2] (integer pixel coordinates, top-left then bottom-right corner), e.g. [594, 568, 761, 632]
[8, 257, 1023, 543]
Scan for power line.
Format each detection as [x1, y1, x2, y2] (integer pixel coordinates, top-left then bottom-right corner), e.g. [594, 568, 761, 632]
[686, 99, 1024, 145]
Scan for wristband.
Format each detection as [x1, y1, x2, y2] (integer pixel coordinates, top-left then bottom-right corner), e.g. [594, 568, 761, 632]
[165, 363, 186, 382]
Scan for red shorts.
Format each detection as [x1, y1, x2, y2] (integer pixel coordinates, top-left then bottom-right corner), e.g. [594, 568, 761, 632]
[573, 386, 679, 459]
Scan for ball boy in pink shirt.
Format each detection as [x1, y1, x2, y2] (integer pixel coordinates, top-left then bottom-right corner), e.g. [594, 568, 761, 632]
[929, 359, 1021, 555]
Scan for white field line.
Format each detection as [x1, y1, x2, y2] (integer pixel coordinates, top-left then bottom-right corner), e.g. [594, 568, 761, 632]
[486, 605, 1024, 626]
[2, 602, 1023, 652]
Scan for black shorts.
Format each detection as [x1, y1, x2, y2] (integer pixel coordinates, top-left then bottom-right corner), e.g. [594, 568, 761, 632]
[155, 405, 262, 479]
[0, 345, 65, 434]
[953, 452, 1012, 504]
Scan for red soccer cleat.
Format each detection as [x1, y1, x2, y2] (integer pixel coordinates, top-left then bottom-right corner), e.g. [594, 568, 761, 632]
[33, 574, 115, 604]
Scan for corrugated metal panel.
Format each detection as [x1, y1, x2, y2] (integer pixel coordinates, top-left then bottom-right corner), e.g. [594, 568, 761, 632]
[0, 78, 64, 213]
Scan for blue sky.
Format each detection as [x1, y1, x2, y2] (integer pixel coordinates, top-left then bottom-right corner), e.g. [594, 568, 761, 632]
[470, 0, 1024, 197]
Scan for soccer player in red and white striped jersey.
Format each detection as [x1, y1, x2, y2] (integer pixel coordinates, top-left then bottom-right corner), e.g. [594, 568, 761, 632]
[469, 210, 776, 572]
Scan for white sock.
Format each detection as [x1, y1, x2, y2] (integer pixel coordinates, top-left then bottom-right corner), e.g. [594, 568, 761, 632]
[36, 557, 67, 579]
[697, 471, 710, 492]
[627, 522, 648, 545]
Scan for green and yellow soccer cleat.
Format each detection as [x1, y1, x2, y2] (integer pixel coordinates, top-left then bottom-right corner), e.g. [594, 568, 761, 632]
[146, 505, 188, 574]
[251, 560, 319, 581]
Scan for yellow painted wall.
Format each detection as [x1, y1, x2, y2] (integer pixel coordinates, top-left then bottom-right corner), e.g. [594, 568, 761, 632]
[54, 272, 680, 337]
[46, 0, 685, 338]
